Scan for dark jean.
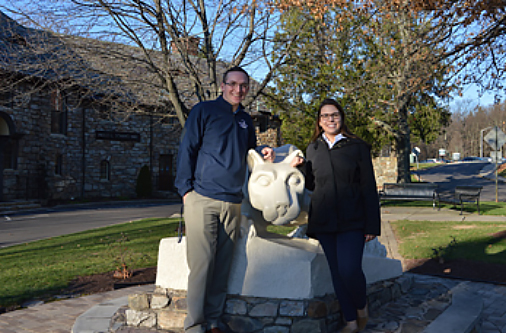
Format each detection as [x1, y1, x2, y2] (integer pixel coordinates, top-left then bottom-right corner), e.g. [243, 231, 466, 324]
[316, 230, 367, 321]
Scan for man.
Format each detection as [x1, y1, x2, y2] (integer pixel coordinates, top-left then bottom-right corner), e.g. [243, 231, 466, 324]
[175, 66, 275, 333]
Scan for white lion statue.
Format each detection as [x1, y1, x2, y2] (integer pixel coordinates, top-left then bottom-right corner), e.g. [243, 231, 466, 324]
[156, 145, 401, 299]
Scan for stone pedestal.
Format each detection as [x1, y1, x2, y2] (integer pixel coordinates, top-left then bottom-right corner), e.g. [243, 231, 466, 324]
[125, 275, 415, 333]
[155, 218, 403, 299]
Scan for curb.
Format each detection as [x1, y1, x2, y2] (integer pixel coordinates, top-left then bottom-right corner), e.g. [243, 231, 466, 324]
[71, 296, 128, 333]
[1, 198, 181, 217]
[479, 164, 506, 183]
[423, 282, 483, 333]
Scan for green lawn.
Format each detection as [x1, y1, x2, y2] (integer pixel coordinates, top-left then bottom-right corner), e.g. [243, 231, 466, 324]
[0, 217, 179, 308]
[0, 216, 295, 309]
[410, 163, 440, 170]
[391, 220, 506, 265]
[386, 200, 506, 265]
[1, 202, 505, 310]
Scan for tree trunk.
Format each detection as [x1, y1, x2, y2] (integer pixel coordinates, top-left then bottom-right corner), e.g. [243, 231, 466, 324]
[396, 97, 412, 183]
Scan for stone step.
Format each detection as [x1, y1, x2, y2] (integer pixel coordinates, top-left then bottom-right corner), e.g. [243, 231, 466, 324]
[0, 201, 42, 214]
[423, 283, 483, 333]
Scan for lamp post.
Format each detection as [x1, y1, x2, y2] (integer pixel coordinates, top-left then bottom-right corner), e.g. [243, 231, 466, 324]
[480, 126, 494, 158]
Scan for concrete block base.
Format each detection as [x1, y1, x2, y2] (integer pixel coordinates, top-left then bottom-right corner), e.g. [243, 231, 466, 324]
[156, 218, 403, 299]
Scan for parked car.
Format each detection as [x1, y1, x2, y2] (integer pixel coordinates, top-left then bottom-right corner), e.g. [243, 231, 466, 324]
[462, 156, 481, 162]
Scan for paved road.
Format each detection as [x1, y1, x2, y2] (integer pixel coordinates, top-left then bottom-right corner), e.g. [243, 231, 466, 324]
[415, 161, 506, 202]
[1, 162, 503, 248]
[0, 201, 182, 248]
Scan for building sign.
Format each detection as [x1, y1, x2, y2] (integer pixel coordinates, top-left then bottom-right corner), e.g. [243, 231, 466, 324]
[96, 131, 141, 142]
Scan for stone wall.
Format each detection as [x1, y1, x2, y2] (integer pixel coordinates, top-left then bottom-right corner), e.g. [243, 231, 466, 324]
[254, 114, 282, 148]
[0, 89, 181, 202]
[372, 156, 398, 188]
[0, 83, 281, 203]
[256, 127, 282, 148]
[121, 274, 414, 333]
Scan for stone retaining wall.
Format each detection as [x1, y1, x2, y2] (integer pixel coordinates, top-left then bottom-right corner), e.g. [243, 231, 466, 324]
[120, 274, 414, 333]
[373, 156, 398, 187]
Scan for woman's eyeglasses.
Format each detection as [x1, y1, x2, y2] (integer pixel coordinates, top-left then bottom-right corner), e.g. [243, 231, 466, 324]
[320, 113, 341, 120]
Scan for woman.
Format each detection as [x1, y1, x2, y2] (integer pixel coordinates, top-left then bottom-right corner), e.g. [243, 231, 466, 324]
[303, 98, 381, 333]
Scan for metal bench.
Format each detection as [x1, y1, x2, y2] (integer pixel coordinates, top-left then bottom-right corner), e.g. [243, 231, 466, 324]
[446, 185, 483, 215]
[379, 183, 440, 209]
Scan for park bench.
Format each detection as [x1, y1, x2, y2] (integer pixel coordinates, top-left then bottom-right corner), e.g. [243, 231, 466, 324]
[379, 182, 440, 209]
[440, 185, 483, 215]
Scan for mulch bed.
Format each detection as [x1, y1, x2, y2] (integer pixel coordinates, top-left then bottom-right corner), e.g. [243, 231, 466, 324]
[404, 258, 506, 284]
[62, 258, 506, 300]
[62, 267, 158, 296]
[2, 259, 505, 314]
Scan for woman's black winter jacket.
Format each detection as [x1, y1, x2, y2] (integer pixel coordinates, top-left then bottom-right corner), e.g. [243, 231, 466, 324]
[304, 136, 381, 239]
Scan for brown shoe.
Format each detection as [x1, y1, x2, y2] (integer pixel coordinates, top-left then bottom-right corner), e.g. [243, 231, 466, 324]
[206, 328, 225, 333]
[357, 304, 369, 331]
[357, 315, 368, 331]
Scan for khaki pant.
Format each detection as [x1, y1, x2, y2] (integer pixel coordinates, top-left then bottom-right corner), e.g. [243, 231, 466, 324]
[183, 191, 241, 333]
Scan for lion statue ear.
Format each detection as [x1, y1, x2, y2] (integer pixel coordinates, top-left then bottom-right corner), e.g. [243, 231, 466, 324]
[270, 144, 304, 164]
[281, 149, 304, 164]
[247, 149, 265, 171]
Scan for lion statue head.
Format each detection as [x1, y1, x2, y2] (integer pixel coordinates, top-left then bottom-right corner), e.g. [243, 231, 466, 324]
[245, 144, 309, 226]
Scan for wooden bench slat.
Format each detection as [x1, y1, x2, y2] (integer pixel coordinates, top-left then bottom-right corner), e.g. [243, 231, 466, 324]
[379, 182, 440, 210]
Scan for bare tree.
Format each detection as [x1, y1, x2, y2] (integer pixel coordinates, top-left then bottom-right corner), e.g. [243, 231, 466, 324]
[436, 101, 506, 160]
[0, 0, 304, 127]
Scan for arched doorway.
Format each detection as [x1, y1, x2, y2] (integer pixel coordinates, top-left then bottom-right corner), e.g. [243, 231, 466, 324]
[0, 111, 17, 201]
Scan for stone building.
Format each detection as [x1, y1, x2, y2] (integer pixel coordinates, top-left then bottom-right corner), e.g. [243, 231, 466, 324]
[0, 12, 281, 203]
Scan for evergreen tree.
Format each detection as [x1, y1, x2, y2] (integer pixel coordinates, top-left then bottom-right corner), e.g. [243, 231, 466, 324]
[269, 6, 453, 182]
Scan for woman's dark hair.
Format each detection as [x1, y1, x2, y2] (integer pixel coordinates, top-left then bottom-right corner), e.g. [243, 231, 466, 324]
[310, 98, 359, 143]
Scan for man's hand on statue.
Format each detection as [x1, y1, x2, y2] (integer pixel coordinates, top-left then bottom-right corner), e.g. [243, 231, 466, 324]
[290, 156, 305, 168]
[365, 234, 376, 242]
[261, 147, 276, 162]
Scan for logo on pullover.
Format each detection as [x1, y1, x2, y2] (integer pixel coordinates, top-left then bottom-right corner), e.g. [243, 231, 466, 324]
[238, 119, 248, 129]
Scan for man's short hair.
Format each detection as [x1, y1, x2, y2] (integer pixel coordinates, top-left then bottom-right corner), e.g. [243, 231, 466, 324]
[223, 66, 250, 84]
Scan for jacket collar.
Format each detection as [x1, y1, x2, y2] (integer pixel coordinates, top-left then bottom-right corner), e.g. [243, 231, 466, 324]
[322, 133, 346, 148]
[317, 135, 355, 150]
[217, 95, 245, 114]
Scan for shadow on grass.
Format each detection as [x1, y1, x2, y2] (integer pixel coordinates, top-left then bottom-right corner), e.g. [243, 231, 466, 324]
[405, 231, 506, 284]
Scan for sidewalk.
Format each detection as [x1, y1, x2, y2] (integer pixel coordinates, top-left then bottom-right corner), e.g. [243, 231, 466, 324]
[479, 163, 506, 183]
[1, 206, 506, 333]
[0, 285, 153, 333]
[381, 205, 506, 223]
